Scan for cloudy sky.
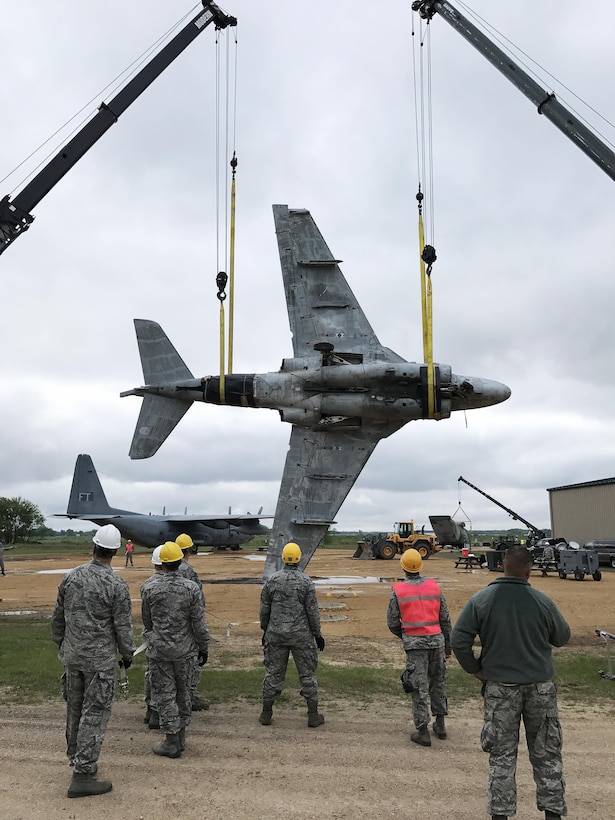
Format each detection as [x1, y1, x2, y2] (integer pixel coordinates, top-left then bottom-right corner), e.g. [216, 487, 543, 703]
[1, 0, 614, 538]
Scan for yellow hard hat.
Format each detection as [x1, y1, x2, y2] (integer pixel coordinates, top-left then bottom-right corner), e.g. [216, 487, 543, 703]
[282, 542, 301, 564]
[175, 533, 194, 550]
[400, 548, 423, 573]
[160, 541, 183, 563]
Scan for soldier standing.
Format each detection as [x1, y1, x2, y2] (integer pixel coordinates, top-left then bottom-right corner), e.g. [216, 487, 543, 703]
[387, 548, 451, 747]
[175, 533, 208, 712]
[141, 541, 210, 759]
[141, 545, 164, 729]
[451, 545, 570, 820]
[50, 524, 135, 798]
[259, 541, 325, 728]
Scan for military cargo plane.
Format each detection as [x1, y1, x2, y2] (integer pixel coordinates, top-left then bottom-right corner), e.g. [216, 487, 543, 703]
[121, 205, 510, 576]
[56, 453, 271, 550]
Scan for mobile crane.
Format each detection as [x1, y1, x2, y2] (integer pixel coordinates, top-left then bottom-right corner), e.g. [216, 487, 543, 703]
[457, 475, 546, 549]
[411, 1, 615, 183]
[0, 2, 237, 256]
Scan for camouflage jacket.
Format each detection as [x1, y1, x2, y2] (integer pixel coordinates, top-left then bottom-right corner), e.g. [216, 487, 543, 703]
[50, 559, 135, 670]
[141, 571, 210, 660]
[387, 576, 452, 652]
[260, 566, 321, 644]
[177, 559, 205, 606]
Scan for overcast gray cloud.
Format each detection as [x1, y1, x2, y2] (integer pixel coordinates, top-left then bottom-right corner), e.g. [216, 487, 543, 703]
[1, 1, 614, 538]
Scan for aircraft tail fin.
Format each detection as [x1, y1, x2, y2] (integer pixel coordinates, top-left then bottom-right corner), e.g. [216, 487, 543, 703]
[66, 454, 127, 516]
[128, 394, 191, 459]
[134, 318, 194, 384]
[126, 319, 195, 460]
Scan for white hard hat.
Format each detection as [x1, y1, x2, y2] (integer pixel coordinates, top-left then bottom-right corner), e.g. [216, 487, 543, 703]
[151, 545, 164, 566]
[93, 524, 122, 551]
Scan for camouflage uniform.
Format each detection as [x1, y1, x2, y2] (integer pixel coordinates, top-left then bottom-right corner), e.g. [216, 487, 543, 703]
[50, 559, 135, 774]
[177, 558, 206, 702]
[141, 572, 210, 735]
[387, 577, 451, 729]
[260, 565, 322, 701]
[452, 575, 570, 817]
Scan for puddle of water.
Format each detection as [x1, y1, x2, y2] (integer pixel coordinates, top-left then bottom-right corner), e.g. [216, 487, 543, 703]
[244, 555, 266, 562]
[1, 610, 40, 616]
[313, 576, 398, 585]
[318, 602, 347, 610]
[320, 614, 348, 622]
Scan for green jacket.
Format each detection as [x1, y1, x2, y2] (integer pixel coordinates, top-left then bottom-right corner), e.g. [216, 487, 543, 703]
[451, 576, 570, 684]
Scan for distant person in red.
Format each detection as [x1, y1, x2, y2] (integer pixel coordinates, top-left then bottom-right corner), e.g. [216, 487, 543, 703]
[125, 540, 134, 567]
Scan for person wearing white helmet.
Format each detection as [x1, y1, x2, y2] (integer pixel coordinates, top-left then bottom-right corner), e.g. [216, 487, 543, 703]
[140, 545, 165, 729]
[259, 542, 325, 728]
[51, 523, 135, 798]
[387, 548, 452, 748]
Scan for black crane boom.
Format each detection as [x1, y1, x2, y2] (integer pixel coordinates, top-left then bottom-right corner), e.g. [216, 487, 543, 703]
[412, 0, 615, 183]
[0, 2, 237, 256]
[458, 476, 546, 541]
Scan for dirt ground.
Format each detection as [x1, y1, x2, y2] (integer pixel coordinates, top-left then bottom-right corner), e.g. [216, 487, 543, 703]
[1, 548, 614, 819]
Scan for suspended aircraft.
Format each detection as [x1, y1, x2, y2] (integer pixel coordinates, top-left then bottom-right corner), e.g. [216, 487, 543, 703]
[121, 205, 510, 576]
[56, 454, 271, 551]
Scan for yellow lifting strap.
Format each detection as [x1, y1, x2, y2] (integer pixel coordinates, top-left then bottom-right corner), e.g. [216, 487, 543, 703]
[227, 152, 238, 374]
[417, 191, 437, 419]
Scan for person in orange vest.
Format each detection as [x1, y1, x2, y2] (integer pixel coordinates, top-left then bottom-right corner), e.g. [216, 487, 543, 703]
[387, 548, 452, 747]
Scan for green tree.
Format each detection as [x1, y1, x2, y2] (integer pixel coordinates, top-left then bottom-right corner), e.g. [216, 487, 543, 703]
[0, 497, 46, 543]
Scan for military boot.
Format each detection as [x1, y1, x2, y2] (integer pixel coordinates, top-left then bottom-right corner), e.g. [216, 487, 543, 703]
[259, 698, 274, 725]
[148, 710, 160, 730]
[153, 733, 181, 759]
[492, 815, 508, 819]
[191, 694, 209, 711]
[178, 727, 186, 752]
[411, 725, 432, 746]
[67, 772, 112, 798]
[433, 714, 447, 739]
[545, 813, 561, 820]
[306, 700, 325, 728]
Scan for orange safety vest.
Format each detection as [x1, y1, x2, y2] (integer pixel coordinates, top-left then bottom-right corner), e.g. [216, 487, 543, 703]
[393, 579, 442, 636]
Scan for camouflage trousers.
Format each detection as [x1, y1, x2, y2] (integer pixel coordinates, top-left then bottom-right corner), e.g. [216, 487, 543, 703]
[148, 656, 193, 734]
[262, 640, 318, 701]
[404, 648, 448, 729]
[63, 666, 116, 774]
[481, 680, 566, 817]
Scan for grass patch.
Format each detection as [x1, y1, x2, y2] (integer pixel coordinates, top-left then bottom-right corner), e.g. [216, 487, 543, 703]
[2, 618, 615, 708]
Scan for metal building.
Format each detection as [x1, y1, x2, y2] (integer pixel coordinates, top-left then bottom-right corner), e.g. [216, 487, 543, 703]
[547, 478, 615, 545]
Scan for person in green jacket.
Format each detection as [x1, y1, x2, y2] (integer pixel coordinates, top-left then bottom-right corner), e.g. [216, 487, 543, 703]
[451, 545, 570, 820]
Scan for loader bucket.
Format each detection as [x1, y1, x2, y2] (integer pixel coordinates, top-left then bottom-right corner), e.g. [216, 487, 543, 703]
[352, 540, 375, 560]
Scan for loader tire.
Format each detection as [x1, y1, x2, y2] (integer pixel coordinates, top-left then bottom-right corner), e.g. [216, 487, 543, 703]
[414, 540, 431, 559]
[379, 541, 397, 560]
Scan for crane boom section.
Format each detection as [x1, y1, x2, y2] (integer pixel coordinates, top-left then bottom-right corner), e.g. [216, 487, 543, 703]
[0, 1, 237, 255]
[412, 1, 615, 183]
[457, 475, 545, 538]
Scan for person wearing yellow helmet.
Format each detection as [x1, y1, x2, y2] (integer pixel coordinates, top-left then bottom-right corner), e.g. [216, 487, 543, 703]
[140, 546, 165, 730]
[141, 541, 210, 759]
[174, 534, 208, 712]
[259, 541, 325, 728]
[387, 548, 452, 747]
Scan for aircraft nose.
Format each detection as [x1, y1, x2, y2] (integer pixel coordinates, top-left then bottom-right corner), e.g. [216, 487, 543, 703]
[451, 376, 511, 410]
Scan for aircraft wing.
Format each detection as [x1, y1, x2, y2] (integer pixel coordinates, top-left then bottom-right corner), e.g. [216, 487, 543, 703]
[163, 514, 273, 523]
[263, 421, 405, 577]
[273, 204, 405, 364]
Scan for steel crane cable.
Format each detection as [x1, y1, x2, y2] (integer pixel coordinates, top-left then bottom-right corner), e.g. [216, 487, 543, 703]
[214, 22, 239, 404]
[411, 12, 437, 419]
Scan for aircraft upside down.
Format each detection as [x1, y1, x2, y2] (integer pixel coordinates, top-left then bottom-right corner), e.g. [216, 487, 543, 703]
[121, 205, 510, 577]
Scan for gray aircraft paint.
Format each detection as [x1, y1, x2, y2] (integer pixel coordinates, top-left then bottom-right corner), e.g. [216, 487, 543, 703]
[122, 205, 510, 576]
[56, 454, 270, 550]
